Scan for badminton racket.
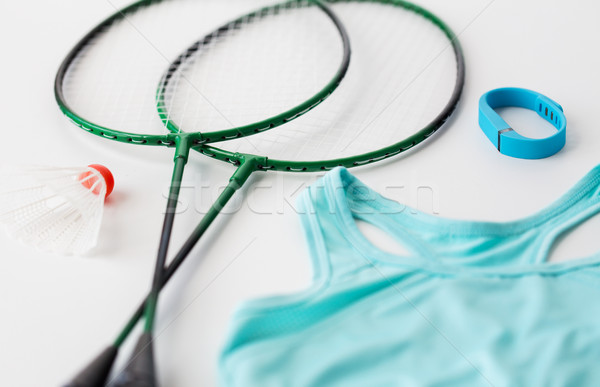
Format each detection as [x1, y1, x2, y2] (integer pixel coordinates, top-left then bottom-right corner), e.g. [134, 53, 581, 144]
[55, 0, 350, 385]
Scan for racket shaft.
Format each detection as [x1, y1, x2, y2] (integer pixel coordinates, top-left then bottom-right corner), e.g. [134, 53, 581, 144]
[115, 159, 256, 346]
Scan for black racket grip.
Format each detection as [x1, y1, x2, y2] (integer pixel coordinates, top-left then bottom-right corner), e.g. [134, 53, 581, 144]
[108, 333, 157, 387]
[63, 345, 118, 387]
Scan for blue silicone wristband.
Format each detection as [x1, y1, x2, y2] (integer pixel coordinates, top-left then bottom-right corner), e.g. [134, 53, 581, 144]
[478, 87, 566, 159]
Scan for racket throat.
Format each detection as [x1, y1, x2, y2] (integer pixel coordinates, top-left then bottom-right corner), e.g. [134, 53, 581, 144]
[171, 134, 197, 163]
[231, 154, 265, 182]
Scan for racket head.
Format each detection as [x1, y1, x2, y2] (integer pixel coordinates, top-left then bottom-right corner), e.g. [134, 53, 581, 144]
[191, 0, 465, 171]
[54, 0, 351, 148]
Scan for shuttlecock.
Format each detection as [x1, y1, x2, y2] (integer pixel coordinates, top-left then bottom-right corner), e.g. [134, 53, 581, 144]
[0, 164, 114, 255]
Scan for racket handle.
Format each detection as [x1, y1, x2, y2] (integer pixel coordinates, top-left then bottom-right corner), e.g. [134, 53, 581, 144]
[108, 333, 157, 387]
[63, 345, 118, 387]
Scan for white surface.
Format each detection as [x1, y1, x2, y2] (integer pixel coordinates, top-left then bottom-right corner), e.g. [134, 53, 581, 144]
[0, 0, 599, 386]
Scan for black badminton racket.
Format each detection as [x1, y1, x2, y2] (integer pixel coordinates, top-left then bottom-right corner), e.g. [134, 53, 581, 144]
[56, 0, 350, 385]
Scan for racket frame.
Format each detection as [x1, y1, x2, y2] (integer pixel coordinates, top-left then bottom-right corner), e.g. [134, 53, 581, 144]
[186, 0, 465, 172]
[54, 0, 352, 147]
[56, 1, 350, 384]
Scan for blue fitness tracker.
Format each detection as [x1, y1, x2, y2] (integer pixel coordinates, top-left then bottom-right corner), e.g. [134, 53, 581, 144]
[478, 87, 566, 159]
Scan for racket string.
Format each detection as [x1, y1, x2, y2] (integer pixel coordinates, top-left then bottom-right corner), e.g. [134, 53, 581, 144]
[63, 0, 344, 137]
[211, 2, 460, 162]
[163, 1, 343, 136]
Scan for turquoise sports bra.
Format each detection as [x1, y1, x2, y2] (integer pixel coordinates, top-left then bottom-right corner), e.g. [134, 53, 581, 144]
[219, 166, 600, 387]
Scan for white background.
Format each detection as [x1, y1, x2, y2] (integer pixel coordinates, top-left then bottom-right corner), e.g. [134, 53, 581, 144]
[1, 0, 599, 386]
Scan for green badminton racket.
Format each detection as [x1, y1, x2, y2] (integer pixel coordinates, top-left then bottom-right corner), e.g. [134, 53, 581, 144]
[55, 0, 350, 386]
[87, 0, 464, 385]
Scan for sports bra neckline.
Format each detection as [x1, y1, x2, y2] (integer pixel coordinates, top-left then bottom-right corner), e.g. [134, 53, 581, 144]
[325, 166, 600, 276]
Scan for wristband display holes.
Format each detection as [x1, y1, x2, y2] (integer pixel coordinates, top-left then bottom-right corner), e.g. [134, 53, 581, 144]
[539, 103, 561, 128]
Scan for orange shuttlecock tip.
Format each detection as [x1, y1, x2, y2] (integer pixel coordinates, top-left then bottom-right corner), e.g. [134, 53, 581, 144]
[79, 164, 115, 198]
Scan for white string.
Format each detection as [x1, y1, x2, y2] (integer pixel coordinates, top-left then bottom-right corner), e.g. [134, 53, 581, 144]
[216, 2, 459, 162]
[62, 1, 459, 163]
[163, 1, 342, 134]
[62, 0, 344, 139]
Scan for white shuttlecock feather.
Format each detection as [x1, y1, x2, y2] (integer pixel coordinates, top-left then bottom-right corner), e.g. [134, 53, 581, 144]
[0, 164, 114, 255]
